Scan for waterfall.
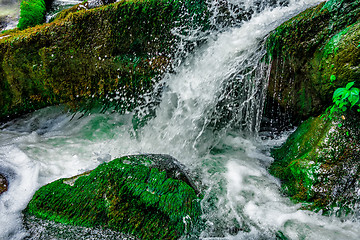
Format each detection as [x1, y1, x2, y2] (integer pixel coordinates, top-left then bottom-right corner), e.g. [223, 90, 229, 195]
[1, 0, 360, 239]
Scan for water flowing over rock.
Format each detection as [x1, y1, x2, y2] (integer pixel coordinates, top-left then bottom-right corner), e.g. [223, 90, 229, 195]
[24, 154, 202, 240]
[0, 174, 8, 195]
[265, 0, 360, 125]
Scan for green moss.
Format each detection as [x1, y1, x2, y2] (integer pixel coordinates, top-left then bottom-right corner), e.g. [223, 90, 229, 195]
[270, 111, 360, 214]
[314, 22, 360, 91]
[25, 155, 202, 240]
[270, 116, 332, 201]
[18, 0, 47, 30]
[321, 26, 350, 59]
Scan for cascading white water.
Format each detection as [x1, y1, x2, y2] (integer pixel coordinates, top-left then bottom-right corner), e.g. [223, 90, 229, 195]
[1, 0, 360, 239]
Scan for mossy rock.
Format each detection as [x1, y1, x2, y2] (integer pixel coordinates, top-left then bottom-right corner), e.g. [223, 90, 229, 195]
[265, 0, 360, 123]
[0, 0, 209, 122]
[270, 111, 360, 215]
[24, 154, 203, 240]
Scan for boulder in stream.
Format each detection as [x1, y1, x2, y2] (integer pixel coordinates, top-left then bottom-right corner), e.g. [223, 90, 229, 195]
[24, 154, 202, 240]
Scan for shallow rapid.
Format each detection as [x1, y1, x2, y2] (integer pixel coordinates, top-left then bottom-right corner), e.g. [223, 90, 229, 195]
[1, 0, 360, 239]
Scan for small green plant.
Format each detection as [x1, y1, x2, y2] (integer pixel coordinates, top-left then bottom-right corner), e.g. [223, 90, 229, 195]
[330, 74, 336, 85]
[328, 82, 360, 118]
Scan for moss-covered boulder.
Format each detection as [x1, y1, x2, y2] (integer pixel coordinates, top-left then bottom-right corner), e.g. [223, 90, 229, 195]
[270, 111, 360, 215]
[0, 0, 209, 121]
[265, 0, 360, 123]
[0, 173, 8, 195]
[24, 154, 203, 240]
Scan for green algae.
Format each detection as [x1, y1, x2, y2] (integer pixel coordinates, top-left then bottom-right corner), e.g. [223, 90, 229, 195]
[25, 155, 203, 240]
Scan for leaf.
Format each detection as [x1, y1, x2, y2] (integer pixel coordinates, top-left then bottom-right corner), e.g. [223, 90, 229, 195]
[346, 82, 355, 90]
[350, 87, 360, 96]
[341, 106, 347, 112]
[333, 88, 345, 100]
[348, 94, 359, 107]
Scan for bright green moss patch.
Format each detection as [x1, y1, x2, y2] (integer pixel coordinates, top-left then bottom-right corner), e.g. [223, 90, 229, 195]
[25, 155, 203, 240]
[18, 0, 47, 30]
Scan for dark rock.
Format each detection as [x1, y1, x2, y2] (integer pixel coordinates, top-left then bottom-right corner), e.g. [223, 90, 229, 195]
[24, 154, 203, 240]
[0, 173, 8, 195]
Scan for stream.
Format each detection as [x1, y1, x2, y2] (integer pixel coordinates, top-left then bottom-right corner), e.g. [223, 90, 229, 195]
[1, 0, 360, 239]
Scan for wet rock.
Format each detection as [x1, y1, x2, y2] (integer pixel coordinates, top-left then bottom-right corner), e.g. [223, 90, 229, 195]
[270, 111, 360, 215]
[0, 0, 208, 121]
[24, 154, 203, 240]
[0, 173, 8, 195]
[265, 0, 360, 124]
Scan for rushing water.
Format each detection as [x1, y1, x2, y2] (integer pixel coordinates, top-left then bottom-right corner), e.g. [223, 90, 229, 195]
[1, 0, 360, 239]
[0, 0, 20, 30]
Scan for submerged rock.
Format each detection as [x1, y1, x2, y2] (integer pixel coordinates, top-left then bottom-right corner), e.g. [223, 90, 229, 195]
[265, 0, 360, 124]
[270, 111, 360, 215]
[24, 154, 203, 240]
[0, 174, 8, 195]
